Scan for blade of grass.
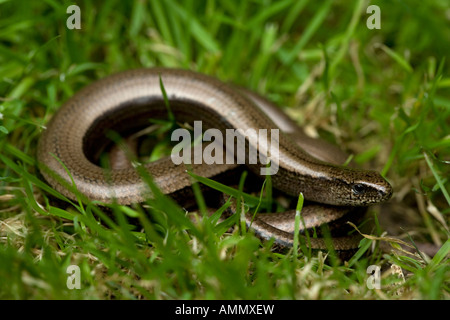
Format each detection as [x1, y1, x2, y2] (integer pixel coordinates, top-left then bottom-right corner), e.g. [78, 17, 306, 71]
[168, 0, 220, 54]
[328, 0, 365, 76]
[423, 150, 450, 206]
[279, 0, 332, 65]
[377, 43, 413, 74]
[237, 170, 248, 234]
[186, 170, 270, 208]
[428, 239, 450, 269]
[293, 192, 304, 258]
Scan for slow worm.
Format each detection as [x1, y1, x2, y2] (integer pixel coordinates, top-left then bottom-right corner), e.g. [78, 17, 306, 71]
[37, 68, 393, 250]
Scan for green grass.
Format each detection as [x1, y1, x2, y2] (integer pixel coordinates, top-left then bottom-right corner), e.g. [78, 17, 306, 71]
[0, 0, 449, 299]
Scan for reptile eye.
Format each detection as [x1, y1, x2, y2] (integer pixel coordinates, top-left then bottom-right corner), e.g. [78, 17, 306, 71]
[352, 183, 366, 195]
